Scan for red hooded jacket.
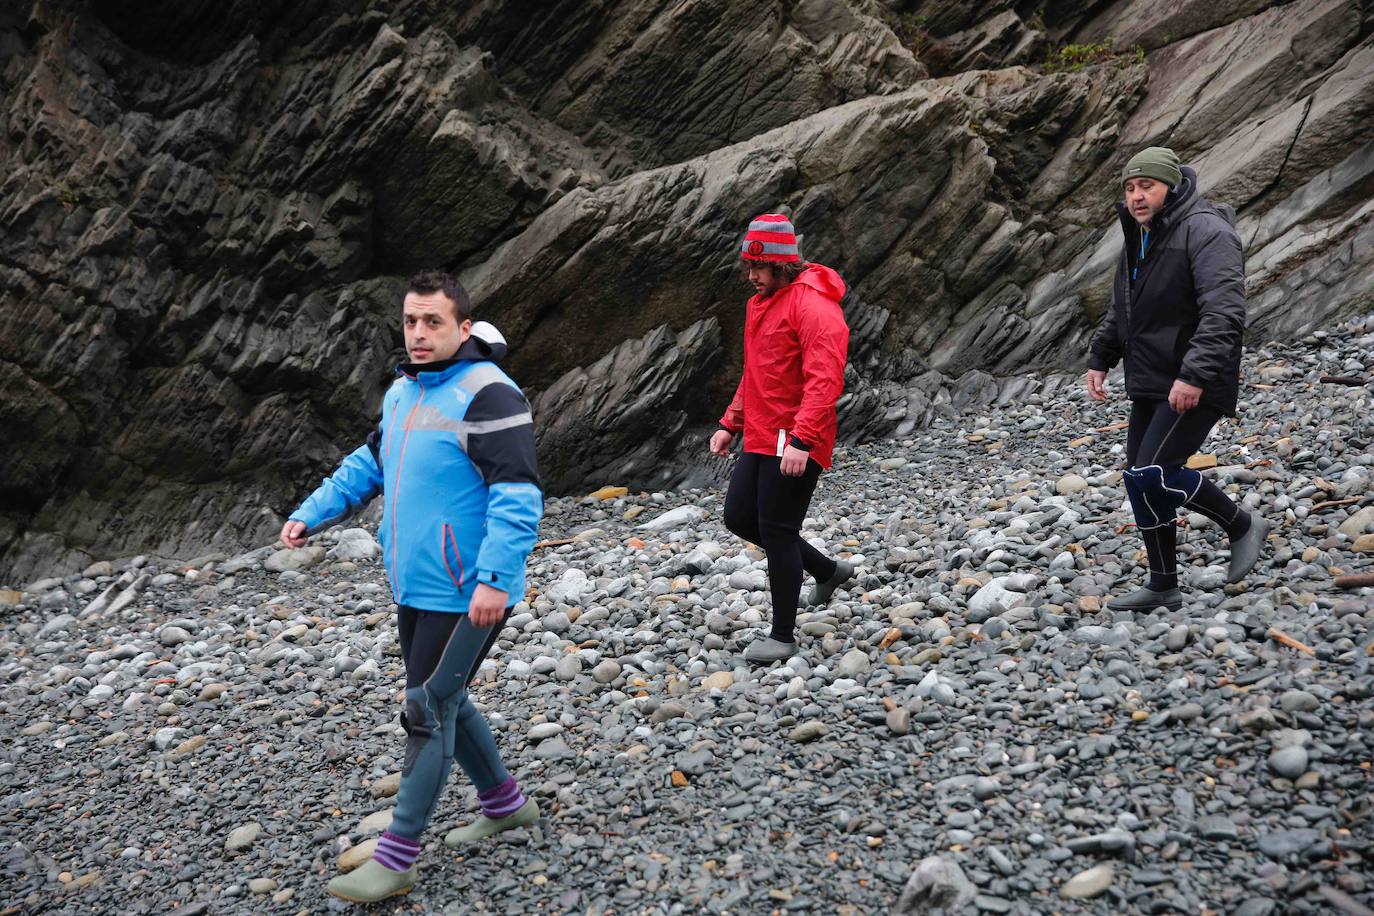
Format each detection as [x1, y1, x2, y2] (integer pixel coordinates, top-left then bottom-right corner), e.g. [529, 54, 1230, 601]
[719, 264, 850, 469]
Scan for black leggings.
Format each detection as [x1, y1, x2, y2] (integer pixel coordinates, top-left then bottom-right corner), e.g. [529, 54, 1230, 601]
[388, 606, 510, 839]
[1125, 398, 1222, 469]
[1123, 399, 1249, 588]
[723, 453, 837, 641]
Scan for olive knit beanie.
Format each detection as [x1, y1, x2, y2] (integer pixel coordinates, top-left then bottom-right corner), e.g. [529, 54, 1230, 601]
[1121, 147, 1182, 187]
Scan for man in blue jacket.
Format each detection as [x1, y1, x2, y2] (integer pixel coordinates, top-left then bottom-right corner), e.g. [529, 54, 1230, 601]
[281, 272, 543, 903]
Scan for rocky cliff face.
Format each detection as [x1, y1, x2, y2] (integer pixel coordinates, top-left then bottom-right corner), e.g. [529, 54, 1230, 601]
[2, 0, 1371, 579]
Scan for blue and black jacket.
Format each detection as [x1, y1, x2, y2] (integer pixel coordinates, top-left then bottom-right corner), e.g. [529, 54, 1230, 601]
[289, 323, 543, 612]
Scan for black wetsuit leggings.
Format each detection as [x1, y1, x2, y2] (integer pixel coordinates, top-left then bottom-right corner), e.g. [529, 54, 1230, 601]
[1123, 399, 1249, 589]
[386, 606, 510, 840]
[723, 453, 837, 641]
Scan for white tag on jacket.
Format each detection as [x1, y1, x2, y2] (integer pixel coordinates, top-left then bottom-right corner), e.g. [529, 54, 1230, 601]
[776, 429, 786, 457]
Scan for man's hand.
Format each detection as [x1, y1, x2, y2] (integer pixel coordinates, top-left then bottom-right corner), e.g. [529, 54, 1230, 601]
[709, 429, 735, 457]
[469, 583, 508, 628]
[780, 444, 809, 477]
[280, 520, 307, 549]
[1168, 379, 1202, 413]
[1086, 369, 1108, 402]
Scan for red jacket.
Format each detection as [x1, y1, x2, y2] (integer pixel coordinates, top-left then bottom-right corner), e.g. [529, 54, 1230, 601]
[719, 264, 850, 469]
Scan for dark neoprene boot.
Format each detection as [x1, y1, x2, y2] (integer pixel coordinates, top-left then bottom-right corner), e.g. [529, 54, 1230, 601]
[1106, 585, 1184, 612]
[743, 636, 796, 664]
[1227, 515, 1269, 583]
[808, 560, 855, 608]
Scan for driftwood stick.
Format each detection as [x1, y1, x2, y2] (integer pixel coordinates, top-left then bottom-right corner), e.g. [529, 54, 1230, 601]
[1312, 497, 1364, 512]
[1320, 375, 1368, 387]
[1334, 573, 1374, 589]
[534, 538, 575, 549]
[1267, 627, 1316, 655]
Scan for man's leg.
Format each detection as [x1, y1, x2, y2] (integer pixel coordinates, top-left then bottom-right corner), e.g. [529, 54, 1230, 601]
[443, 611, 540, 846]
[723, 453, 762, 545]
[726, 451, 838, 592]
[1171, 412, 1255, 557]
[390, 611, 520, 841]
[1112, 402, 1224, 610]
[1144, 404, 1264, 582]
[755, 456, 827, 642]
[329, 607, 460, 902]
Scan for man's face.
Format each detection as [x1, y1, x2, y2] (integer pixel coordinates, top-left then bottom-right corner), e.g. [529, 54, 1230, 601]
[1123, 178, 1169, 226]
[403, 291, 470, 363]
[745, 263, 787, 298]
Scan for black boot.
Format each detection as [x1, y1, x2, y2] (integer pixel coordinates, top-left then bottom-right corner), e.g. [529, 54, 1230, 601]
[1106, 585, 1184, 612]
[1227, 515, 1269, 583]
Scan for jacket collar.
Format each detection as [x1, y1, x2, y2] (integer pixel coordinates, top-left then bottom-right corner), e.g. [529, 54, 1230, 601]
[395, 322, 509, 383]
[396, 357, 468, 384]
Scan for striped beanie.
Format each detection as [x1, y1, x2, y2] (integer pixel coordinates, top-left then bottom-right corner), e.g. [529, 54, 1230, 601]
[740, 213, 800, 263]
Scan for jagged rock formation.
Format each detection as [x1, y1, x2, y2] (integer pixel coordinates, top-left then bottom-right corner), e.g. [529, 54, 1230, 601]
[1, 0, 1371, 579]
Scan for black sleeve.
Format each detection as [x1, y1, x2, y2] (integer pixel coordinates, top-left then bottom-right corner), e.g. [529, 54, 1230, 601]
[1087, 273, 1124, 373]
[464, 382, 541, 487]
[365, 423, 383, 470]
[1178, 220, 1247, 387]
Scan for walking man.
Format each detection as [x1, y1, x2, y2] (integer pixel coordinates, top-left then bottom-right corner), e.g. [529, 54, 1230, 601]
[1086, 147, 1269, 611]
[711, 213, 854, 663]
[281, 272, 543, 902]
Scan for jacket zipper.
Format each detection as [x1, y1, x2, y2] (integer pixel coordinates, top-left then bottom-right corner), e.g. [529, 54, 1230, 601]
[1122, 245, 1132, 346]
[389, 386, 426, 586]
[441, 524, 464, 590]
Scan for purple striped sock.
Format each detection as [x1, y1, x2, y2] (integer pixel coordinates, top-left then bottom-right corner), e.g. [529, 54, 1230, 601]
[477, 776, 527, 818]
[373, 831, 421, 872]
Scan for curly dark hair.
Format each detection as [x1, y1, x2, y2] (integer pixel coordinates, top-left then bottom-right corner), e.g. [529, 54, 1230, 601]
[406, 271, 472, 321]
[740, 259, 808, 285]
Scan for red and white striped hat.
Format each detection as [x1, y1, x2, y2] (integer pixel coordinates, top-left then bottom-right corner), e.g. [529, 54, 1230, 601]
[740, 213, 800, 263]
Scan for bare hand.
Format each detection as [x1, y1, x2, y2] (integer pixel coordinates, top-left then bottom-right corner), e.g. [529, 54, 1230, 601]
[1086, 369, 1108, 402]
[710, 429, 735, 457]
[280, 520, 307, 549]
[1168, 379, 1202, 413]
[780, 444, 809, 477]
[469, 583, 508, 628]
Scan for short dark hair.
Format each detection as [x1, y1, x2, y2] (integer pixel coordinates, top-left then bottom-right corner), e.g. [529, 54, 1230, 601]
[740, 259, 808, 284]
[406, 271, 472, 321]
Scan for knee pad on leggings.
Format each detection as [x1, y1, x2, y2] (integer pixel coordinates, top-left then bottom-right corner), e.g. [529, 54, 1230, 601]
[401, 696, 434, 776]
[1123, 464, 1200, 529]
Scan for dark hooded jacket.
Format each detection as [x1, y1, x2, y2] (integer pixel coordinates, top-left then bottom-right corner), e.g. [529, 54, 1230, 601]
[1087, 166, 1247, 415]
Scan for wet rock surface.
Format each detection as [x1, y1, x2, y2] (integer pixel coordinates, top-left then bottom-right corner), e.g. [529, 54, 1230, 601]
[3, 1, 1372, 577]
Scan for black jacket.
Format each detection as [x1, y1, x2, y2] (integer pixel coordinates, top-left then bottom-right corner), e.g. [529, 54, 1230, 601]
[1087, 166, 1247, 415]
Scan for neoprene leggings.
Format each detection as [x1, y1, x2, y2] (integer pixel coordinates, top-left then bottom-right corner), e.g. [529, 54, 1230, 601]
[1123, 399, 1249, 588]
[386, 606, 509, 840]
[723, 453, 837, 641]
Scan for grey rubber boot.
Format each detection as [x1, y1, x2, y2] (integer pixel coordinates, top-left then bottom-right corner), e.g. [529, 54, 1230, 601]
[808, 560, 855, 608]
[326, 860, 416, 903]
[743, 636, 796, 664]
[1227, 515, 1269, 583]
[444, 798, 539, 848]
[1106, 585, 1184, 612]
